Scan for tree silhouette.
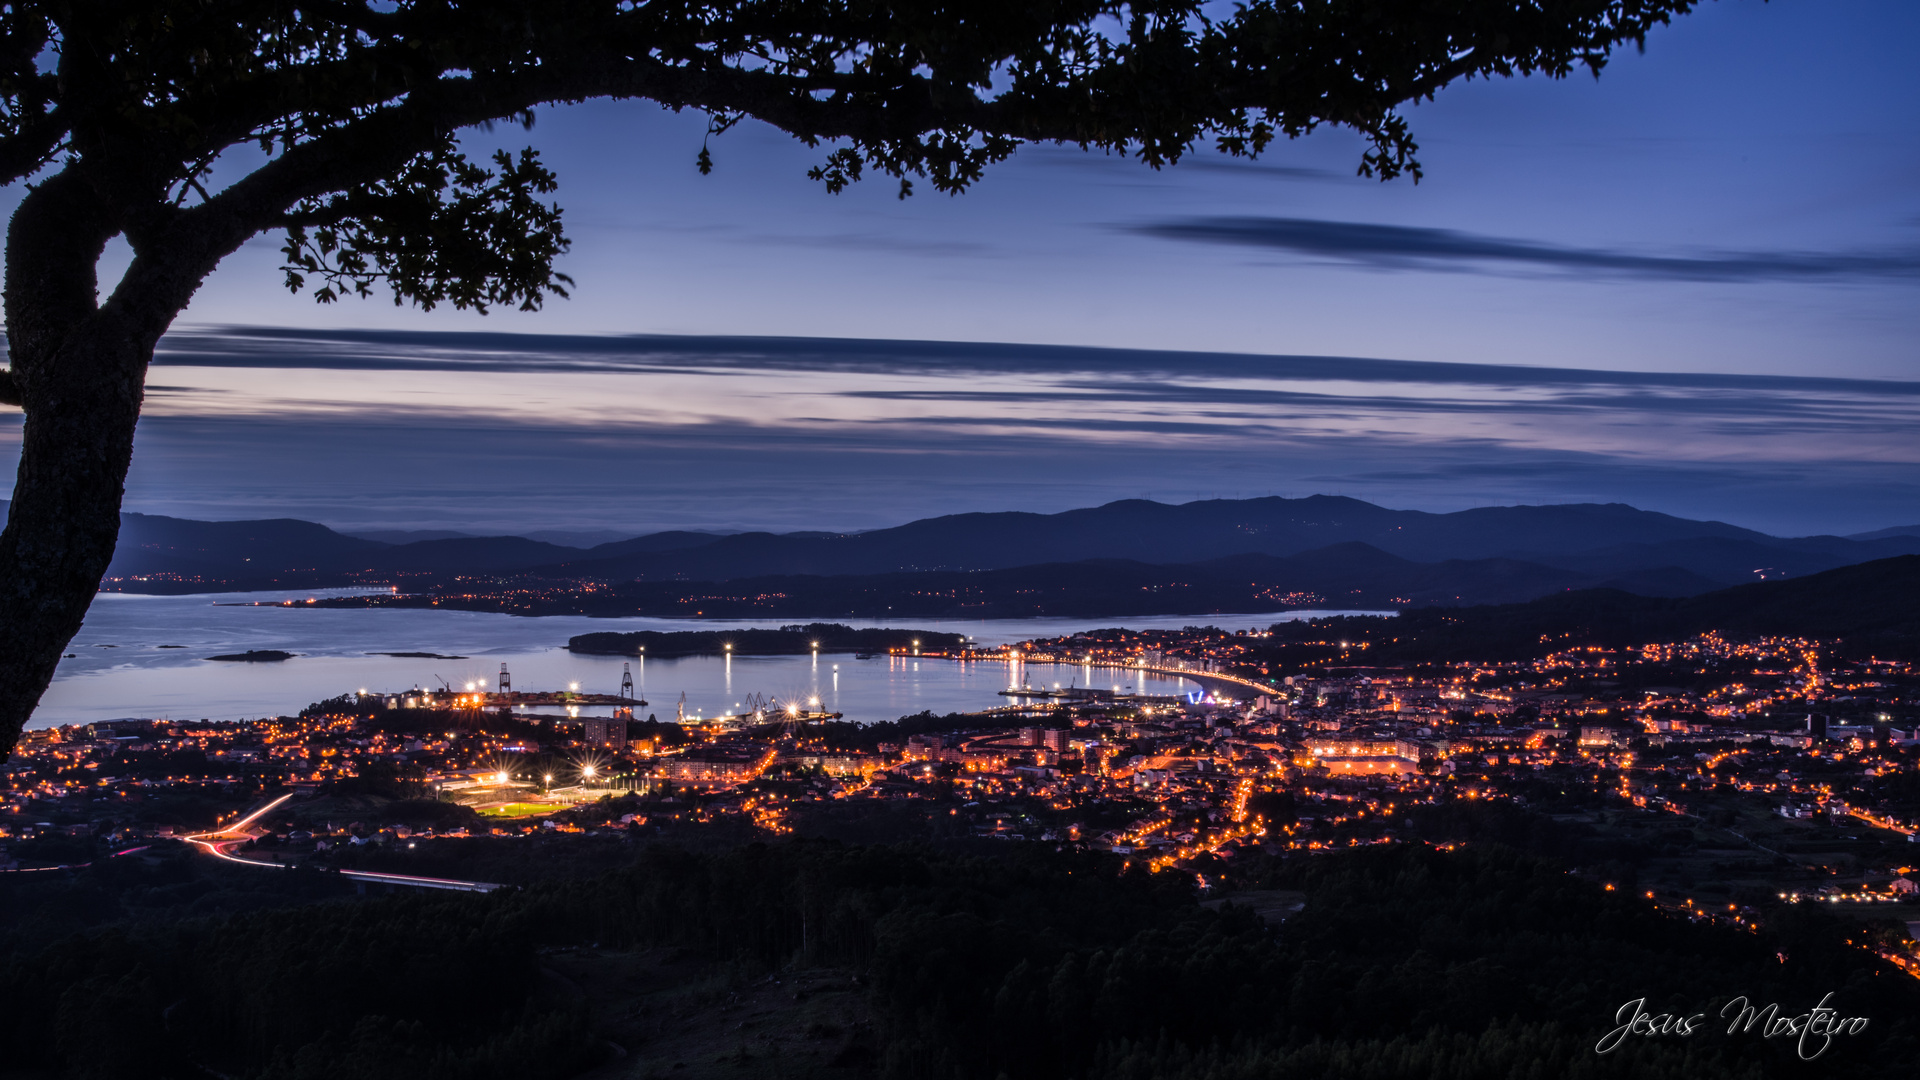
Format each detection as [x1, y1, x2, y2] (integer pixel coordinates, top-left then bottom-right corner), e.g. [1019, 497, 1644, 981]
[0, 0, 1698, 752]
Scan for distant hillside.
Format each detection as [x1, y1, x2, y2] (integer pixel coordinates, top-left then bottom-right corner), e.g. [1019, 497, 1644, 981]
[1851, 524, 1920, 542]
[1288, 555, 1920, 661]
[534, 496, 1795, 581]
[98, 512, 580, 583]
[316, 542, 1744, 619]
[107, 512, 386, 577]
[535, 497, 1917, 584]
[59, 496, 1920, 601]
[1507, 535, 1902, 584]
[342, 529, 474, 544]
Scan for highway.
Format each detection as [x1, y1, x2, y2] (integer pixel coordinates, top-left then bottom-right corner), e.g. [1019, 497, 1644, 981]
[185, 794, 500, 894]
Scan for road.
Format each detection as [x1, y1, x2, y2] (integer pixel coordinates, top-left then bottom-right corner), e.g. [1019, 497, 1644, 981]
[1135, 664, 1277, 697]
[186, 793, 500, 894]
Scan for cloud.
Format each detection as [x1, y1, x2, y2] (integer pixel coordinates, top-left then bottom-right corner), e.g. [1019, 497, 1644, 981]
[143, 326, 1920, 399]
[1173, 159, 1345, 182]
[1129, 216, 1920, 282]
[6, 325, 1915, 537]
[63, 409, 1916, 539]
[125, 326, 1920, 459]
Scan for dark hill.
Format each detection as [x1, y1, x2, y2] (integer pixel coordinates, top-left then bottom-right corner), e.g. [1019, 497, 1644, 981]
[1672, 553, 1920, 639]
[22, 494, 1914, 601]
[1509, 535, 1880, 585]
[342, 528, 474, 543]
[327, 543, 1729, 619]
[1308, 555, 1920, 661]
[348, 535, 583, 573]
[581, 531, 729, 558]
[533, 496, 1788, 581]
[106, 512, 385, 579]
[97, 513, 592, 586]
[1849, 523, 1920, 542]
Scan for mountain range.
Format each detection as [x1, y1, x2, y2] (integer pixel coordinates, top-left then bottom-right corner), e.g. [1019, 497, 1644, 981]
[2, 495, 1913, 610]
[317, 543, 1737, 619]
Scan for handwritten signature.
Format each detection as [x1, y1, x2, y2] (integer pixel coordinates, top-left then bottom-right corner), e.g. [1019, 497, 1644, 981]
[1596, 993, 1868, 1060]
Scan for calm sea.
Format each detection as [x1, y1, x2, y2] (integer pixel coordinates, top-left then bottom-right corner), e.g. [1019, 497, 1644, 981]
[33, 590, 1390, 728]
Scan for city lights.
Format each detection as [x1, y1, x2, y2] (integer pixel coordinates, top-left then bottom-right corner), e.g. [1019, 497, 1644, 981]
[4, 620, 1912, 984]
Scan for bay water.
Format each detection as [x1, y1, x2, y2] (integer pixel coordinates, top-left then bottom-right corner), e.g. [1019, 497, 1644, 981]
[35, 590, 1389, 727]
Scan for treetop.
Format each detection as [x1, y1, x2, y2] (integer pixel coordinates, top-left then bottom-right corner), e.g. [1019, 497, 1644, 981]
[0, 0, 1697, 315]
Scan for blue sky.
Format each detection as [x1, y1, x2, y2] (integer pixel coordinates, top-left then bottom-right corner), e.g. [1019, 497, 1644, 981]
[3, 0, 1918, 538]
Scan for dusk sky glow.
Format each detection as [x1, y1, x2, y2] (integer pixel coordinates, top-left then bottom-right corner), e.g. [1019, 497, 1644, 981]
[2, 0, 1915, 538]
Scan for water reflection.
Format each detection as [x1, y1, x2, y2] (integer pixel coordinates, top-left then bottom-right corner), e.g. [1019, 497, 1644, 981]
[32, 590, 1384, 727]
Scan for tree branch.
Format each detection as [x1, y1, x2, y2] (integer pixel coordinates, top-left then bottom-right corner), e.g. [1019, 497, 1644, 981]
[0, 104, 67, 184]
[135, 54, 936, 271]
[63, 1, 1711, 362]
[3, 168, 122, 375]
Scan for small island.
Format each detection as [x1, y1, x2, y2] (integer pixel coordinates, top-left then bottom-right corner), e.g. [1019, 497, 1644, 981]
[369, 651, 469, 659]
[568, 622, 966, 657]
[205, 649, 297, 662]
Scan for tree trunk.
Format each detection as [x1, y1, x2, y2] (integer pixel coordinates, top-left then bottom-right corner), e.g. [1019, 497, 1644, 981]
[0, 170, 152, 758]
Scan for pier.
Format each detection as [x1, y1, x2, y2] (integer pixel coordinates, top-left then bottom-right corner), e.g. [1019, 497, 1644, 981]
[378, 687, 844, 729]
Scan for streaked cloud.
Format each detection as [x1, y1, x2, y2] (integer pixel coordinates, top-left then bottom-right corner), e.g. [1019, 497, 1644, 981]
[1130, 217, 1920, 282]
[136, 327, 1920, 468]
[154, 326, 1920, 394]
[1, 326, 1900, 538]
